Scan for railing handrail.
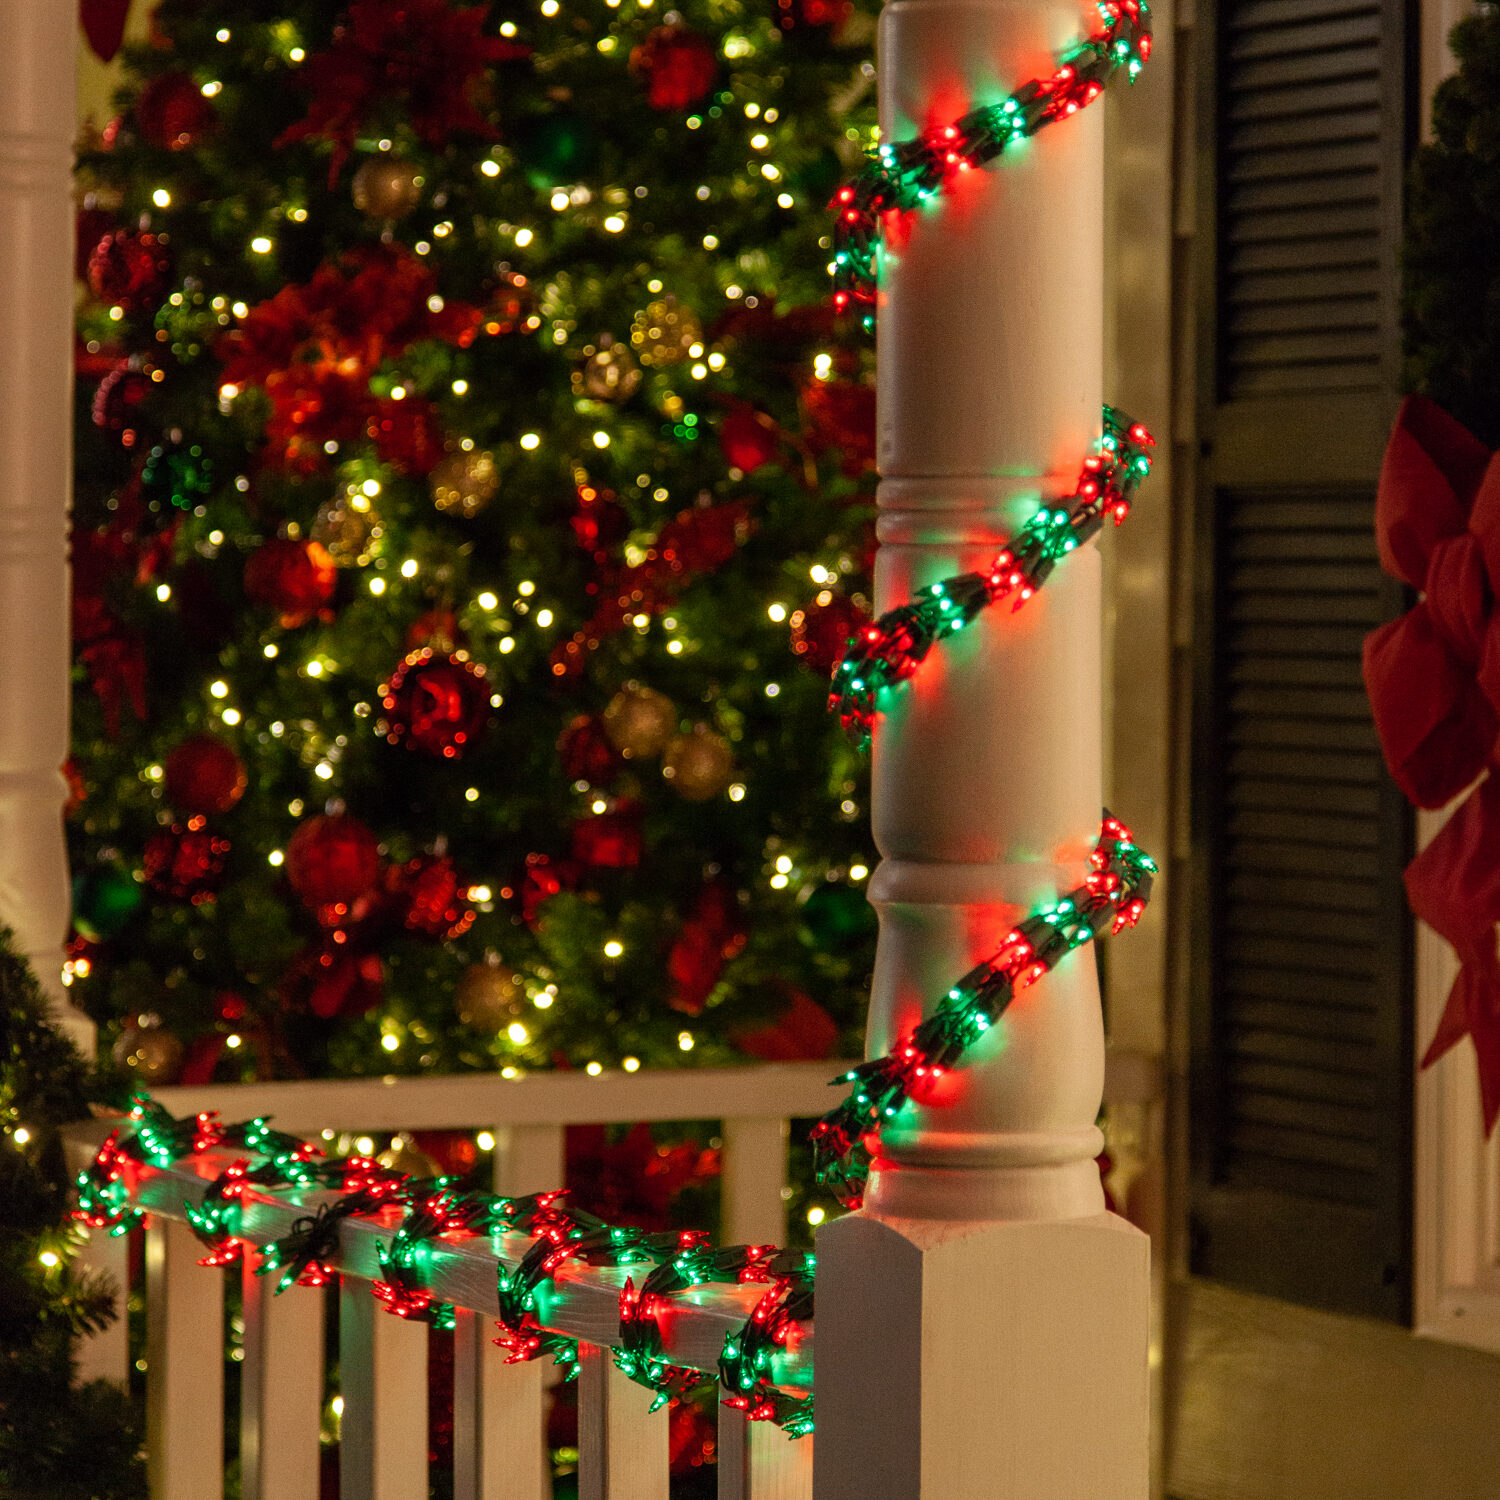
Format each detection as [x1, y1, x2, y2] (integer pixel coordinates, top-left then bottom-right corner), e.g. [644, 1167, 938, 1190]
[115, 1139, 814, 1392]
[150, 1049, 1159, 1133]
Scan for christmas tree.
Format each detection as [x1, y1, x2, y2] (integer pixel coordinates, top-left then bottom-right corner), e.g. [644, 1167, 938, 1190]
[0, 928, 143, 1499]
[71, 0, 880, 1088]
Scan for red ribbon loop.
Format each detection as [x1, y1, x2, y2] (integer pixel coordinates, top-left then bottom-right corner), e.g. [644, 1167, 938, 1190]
[1365, 395, 1500, 1132]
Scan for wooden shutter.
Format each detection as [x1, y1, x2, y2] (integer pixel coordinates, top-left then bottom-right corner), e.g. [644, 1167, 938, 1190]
[1190, 0, 1416, 1321]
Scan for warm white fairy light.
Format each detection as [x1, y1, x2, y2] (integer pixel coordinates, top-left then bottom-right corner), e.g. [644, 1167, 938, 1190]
[586, 1062, 603, 1076]
[400, 559, 418, 578]
[250, 236, 273, 253]
[603, 940, 624, 958]
[369, 576, 386, 595]
[850, 864, 870, 881]
[623, 1056, 640, 1072]
[209, 680, 229, 698]
[517, 580, 536, 596]
[153, 188, 171, 208]
[515, 228, 533, 247]
[477, 1131, 495, 1150]
[507, 1022, 529, 1044]
[268, 849, 284, 866]
[520, 433, 540, 450]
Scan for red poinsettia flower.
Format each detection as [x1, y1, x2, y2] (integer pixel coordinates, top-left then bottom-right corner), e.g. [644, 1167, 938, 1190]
[264, 361, 374, 473]
[276, 0, 531, 181]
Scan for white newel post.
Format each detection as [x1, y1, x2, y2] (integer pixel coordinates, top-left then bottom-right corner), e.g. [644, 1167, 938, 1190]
[814, 0, 1150, 1494]
[0, 1, 87, 1053]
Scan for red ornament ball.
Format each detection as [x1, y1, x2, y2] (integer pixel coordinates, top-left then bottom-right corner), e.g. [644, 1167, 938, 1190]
[395, 855, 476, 940]
[164, 734, 247, 816]
[719, 407, 779, 473]
[143, 822, 230, 903]
[88, 230, 171, 311]
[630, 26, 718, 111]
[790, 591, 870, 676]
[76, 207, 116, 282]
[285, 814, 381, 911]
[244, 538, 337, 626]
[134, 71, 216, 150]
[92, 364, 153, 436]
[381, 649, 491, 759]
[557, 713, 621, 785]
[521, 852, 580, 927]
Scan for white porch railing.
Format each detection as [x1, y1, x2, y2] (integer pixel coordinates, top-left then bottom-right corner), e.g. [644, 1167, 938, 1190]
[71, 1053, 1156, 1499]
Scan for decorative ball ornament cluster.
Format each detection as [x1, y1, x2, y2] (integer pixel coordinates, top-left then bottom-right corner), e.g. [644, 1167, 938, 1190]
[164, 734, 247, 816]
[602, 684, 677, 759]
[351, 157, 424, 219]
[312, 488, 382, 566]
[662, 727, 735, 801]
[429, 447, 499, 518]
[455, 959, 527, 1030]
[574, 338, 643, 403]
[629, 295, 702, 367]
[143, 821, 231, 903]
[380, 648, 492, 759]
[87, 229, 171, 312]
[244, 538, 338, 627]
[829, 0, 1152, 322]
[76, 1100, 817, 1435]
[284, 813, 381, 911]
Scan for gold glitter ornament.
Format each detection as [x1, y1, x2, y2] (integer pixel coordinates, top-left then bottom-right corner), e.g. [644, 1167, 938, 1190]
[455, 960, 527, 1029]
[662, 726, 735, 801]
[312, 486, 382, 566]
[430, 448, 499, 519]
[574, 336, 643, 402]
[112, 1020, 184, 1085]
[351, 158, 424, 219]
[602, 685, 678, 759]
[376, 1132, 440, 1179]
[629, 295, 702, 367]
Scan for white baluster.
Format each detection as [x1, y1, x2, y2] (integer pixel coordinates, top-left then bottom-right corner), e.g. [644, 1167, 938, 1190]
[490, 1122, 566, 1198]
[721, 1117, 788, 1246]
[718, 1407, 813, 1500]
[468, 1122, 563, 1496]
[338, 1278, 428, 1500]
[146, 1219, 224, 1500]
[577, 1341, 669, 1500]
[240, 1261, 324, 1500]
[0, 0, 87, 1057]
[73, 1226, 131, 1385]
[453, 1309, 548, 1500]
[815, 0, 1152, 1491]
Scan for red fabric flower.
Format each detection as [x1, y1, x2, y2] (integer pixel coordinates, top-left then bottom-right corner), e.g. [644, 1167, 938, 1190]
[718, 401, 780, 472]
[801, 378, 876, 476]
[571, 801, 643, 869]
[394, 855, 477, 940]
[368, 394, 445, 475]
[557, 714, 621, 784]
[629, 26, 717, 112]
[565, 1122, 720, 1230]
[219, 244, 481, 390]
[244, 538, 338, 626]
[520, 852, 580, 927]
[1363, 394, 1500, 1131]
[276, 0, 530, 182]
[731, 987, 839, 1061]
[263, 363, 373, 472]
[550, 502, 753, 677]
[667, 879, 746, 1015]
[134, 71, 216, 151]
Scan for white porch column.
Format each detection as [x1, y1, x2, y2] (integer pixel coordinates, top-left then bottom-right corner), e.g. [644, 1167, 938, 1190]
[0, 0, 86, 1051]
[815, 0, 1150, 1493]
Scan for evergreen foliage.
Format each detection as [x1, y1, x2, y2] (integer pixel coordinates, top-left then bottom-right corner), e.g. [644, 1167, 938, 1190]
[1403, 1, 1500, 442]
[0, 929, 143, 1498]
[71, 0, 879, 1084]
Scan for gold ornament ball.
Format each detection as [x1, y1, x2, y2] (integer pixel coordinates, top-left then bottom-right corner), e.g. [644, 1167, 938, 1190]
[603, 685, 678, 759]
[352, 158, 424, 219]
[112, 1023, 184, 1085]
[455, 961, 526, 1030]
[575, 337, 642, 402]
[312, 487, 382, 567]
[663, 727, 735, 801]
[430, 449, 499, 519]
[376, 1132, 440, 1179]
[629, 295, 702, 368]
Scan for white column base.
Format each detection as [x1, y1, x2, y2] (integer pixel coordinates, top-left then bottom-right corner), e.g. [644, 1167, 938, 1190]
[813, 1209, 1149, 1500]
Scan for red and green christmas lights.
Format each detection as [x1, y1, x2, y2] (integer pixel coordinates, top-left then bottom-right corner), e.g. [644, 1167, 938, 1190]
[75, 1101, 816, 1435]
[810, 814, 1156, 1208]
[830, 407, 1155, 746]
[829, 0, 1153, 322]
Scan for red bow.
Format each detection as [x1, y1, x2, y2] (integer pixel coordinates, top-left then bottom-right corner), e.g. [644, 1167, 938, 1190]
[1363, 395, 1500, 1131]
